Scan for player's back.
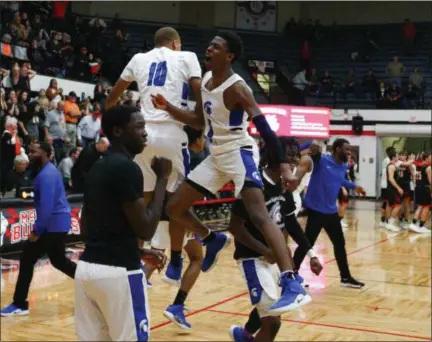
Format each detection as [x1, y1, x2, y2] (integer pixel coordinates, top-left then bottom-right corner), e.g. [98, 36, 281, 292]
[121, 47, 201, 124]
[201, 71, 256, 154]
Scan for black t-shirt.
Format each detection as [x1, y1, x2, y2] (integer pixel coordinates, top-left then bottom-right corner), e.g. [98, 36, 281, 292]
[232, 169, 295, 260]
[80, 152, 143, 270]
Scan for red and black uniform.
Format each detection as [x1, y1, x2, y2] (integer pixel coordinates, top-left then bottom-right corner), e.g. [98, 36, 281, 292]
[338, 170, 350, 205]
[414, 165, 431, 207]
[397, 165, 413, 200]
[386, 162, 402, 207]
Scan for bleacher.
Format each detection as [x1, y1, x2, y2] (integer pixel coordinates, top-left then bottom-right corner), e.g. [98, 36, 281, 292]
[98, 18, 431, 109]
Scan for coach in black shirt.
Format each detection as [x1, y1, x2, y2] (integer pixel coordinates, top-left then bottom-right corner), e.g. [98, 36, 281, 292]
[75, 105, 171, 341]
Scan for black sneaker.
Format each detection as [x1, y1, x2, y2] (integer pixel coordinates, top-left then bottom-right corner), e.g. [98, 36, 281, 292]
[341, 276, 365, 289]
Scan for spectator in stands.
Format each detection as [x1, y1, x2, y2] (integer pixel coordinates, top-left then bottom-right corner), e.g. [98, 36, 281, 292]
[44, 100, 67, 163]
[22, 101, 44, 141]
[77, 108, 101, 148]
[362, 69, 378, 99]
[341, 69, 358, 99]
[0, 88, 7, 117]
[28, 39, 46, 72]
[404, 83, 419, 109]
[402, 19, 416, 53]
[6, 96, 19, 118]
[319, 70, 334, 96]
[387, 81, 403, 109]
[70, 137, 109, 193]
[47, 31, 64, 70]
[72, 46, 90, 81]
[5, 154, 32, 198]
[58, 146, 81, 189]
[1, 116, 20, 195]
[409, 67, 424, 96]
[386, 56, 405, 88]
[292, 69, 311, 105]
[46, 79, 59, 101]
[376, 81, 389, 109]
[93, 83, 107, 103]
[89, 15, 107, 29]
[64, 91, 80, 152]
[16, 90, 29, 143]
[308, 68, 319, 93]
[111, 13, 124, 32]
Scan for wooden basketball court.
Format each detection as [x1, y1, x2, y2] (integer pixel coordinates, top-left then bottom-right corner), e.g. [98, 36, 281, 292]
[1, 200, 431, 341]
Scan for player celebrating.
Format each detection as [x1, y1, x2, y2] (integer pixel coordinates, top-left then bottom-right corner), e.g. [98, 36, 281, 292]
[410, 152, 431, 233]
[74, 105, 169, 341]
[152, 31, 310, 315]
[228, 137, 322, 342]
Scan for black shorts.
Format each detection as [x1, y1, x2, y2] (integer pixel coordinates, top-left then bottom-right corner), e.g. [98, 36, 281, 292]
[415, 186, 432, 207]
[400, 183, 413, 200]
[387, 188, 402, 207]
[338, 188, 349, 204]
[380, 188, 388, 201]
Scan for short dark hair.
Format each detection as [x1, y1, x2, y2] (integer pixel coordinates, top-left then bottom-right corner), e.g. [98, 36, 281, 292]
[154, 27, 180, 47]
[69, 147, 78, 157]
[101, 105, 139, 141]
[332, 138, 349, 152]
[33, 141, 52, 158]
[386, 146, 396, 158]
[261, 136, 299, 168]
[217, 31, 243, 62]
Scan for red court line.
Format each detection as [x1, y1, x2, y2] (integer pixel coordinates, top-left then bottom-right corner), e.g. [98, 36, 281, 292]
[151, 233, 396, 332]
[151, 291, 248, 331]
[206, 309, 431, 341]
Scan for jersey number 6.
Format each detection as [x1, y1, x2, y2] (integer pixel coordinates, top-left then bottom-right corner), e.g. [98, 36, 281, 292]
[148, 61, 167, 86]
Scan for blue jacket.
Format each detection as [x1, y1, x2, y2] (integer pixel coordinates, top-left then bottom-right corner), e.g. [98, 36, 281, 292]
[304, 154, 356, 214]
[33, 162, 71, 235]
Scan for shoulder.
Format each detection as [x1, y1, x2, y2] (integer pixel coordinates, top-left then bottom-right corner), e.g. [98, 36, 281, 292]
[177, 50, 199, 61]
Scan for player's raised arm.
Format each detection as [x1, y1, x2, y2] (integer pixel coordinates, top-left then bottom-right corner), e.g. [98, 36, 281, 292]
[231, 82, 297, 190]
[105, 55, 137, 110]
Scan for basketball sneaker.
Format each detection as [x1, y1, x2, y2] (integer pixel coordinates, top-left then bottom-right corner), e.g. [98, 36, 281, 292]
[294, 272, 309, 288]
[341, 276, 365, 289]
[229, 325, 254, 342]
[163, 304, 191, 329]
[0, 303, 29, 316]
[163, 256, 183, 286]
[409, 222, 424, 233]
[201, 233, 231, 272]
[268, 272, 312, 315]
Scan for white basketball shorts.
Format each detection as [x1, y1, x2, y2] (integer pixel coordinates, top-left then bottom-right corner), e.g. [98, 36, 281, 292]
[134, 122, 190, 193]
[150, 221, 195, 250]
[237, 258, 280, 317]
[187, 145, 263, 197]
[75, 261, 151, 341]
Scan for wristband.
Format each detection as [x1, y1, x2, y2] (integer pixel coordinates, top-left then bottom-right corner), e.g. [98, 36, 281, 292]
[307, 249, 317, 258]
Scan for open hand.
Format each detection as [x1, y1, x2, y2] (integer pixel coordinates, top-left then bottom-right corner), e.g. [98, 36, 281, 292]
[141, 249, 167, 272]
[151, 94, 168, 110]
[354, 186, 366, 197]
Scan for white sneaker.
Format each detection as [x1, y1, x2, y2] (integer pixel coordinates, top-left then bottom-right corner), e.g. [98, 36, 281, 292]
[341, 219, 348, 228]
[385, 223, 401, 232]
[408, 223, 424, 233]
[379, 221, 387, 228]
[418, 227, 432, 234]
[400, 221, 409, 229]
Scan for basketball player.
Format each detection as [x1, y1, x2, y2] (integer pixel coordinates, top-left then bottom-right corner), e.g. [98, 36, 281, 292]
[105, 27, 232, 294]
[143, 127, 205, 329]
[397, 151, 415, 228]
[152, 31, 312, 314]
[385, 149, 405, 232]
[379, 147, 394, 227]
[74, 105, 170, 341]
[293, 138, 366, 288]
[409, 152, 431, 233]
[228, 137, 322, 342]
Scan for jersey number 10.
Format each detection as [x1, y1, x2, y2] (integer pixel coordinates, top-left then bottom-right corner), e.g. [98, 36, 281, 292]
[148, 61, 167, 86]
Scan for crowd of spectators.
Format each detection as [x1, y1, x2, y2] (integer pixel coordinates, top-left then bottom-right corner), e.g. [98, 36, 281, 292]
[291, 54, 425, 109]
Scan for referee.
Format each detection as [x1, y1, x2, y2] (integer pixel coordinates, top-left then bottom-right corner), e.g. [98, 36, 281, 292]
[1, 141, 77, 317]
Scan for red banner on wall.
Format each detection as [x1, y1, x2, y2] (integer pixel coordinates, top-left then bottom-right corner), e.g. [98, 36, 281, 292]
[250, 105, 331, 139]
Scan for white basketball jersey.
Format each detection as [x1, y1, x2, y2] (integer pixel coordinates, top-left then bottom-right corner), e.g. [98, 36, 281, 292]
[201, 71, 256, 155]
[120, 47, 201, 124]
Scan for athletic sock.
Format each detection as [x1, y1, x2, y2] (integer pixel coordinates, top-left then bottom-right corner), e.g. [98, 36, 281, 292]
[173, 289, 188, 306]
[381, 216, 386, 223]
[202, 231, 216, 244]
[244, 308, 261, 335]
[170, 250, 182, 267]
[412, 219, 418, 224]
[420, 221, 425, 227]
